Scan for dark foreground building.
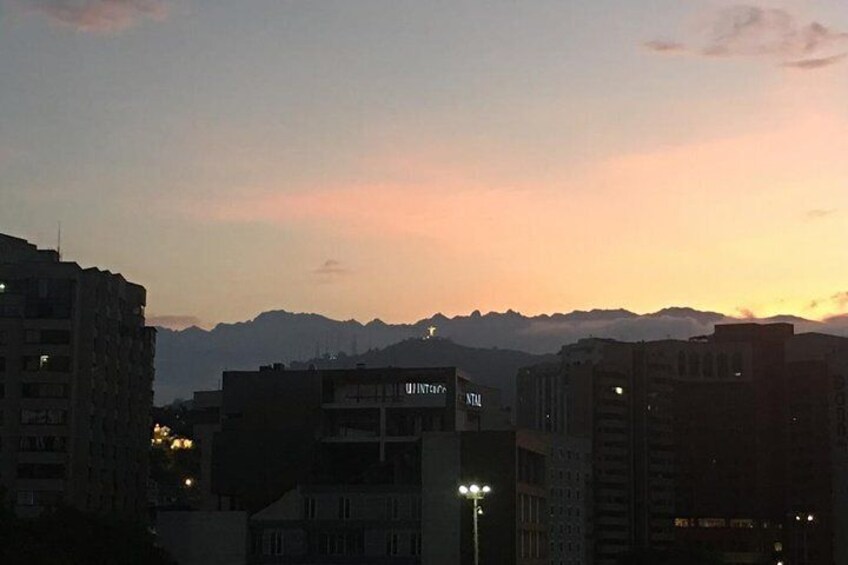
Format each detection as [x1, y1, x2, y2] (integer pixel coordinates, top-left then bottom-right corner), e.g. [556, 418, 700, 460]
[520, 323, 848, 565]
[200, 365, 567, 564]
[0, 233, 155, 518]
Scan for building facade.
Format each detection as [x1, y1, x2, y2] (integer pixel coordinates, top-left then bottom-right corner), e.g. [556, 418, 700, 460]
[202, 365, 558, 564]
[520, 323, 848, 565]
[0, 233, 155, 518]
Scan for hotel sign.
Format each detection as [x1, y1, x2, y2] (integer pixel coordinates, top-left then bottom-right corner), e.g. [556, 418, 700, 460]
[403, 383, 483, 408]
[465, 392, 482, 408]
[405, 383, 446, 395]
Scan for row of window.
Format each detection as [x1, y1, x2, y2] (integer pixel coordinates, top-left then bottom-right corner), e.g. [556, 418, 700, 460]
[519, 529, 547, 559]
[253, 529, 422, 557]
[519, 493, 545, 524]
[17, 463, 66, 479]
[0, 383, 69, 399]
[0, 330, 71, 346]
[0, 355, 72, 372]
[303, 495, 423, 521]
[677, 351, 744, 378]
[674, 517, 761, 529]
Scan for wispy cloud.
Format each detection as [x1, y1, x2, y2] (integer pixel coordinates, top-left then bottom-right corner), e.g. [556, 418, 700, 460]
[805, 291, 848, 316]
[643, 39, 686, 53]
[645, 5, 848, 69]
[17, 0, 168, 33]
[148, 314, 203, 330]
[784, 52, 848, 70]
[313, 259, 351, 283]
[806, 208, 837, 220]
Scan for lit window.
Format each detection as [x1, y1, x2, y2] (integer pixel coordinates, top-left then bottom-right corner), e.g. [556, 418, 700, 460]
[613, 387, 624, 396]
[0, 282, 6, 293]
[674, 518, 691, 528]
[39, 355, 50, 369]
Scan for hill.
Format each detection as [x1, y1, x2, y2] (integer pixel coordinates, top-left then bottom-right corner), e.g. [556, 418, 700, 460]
[153, 306, 846, 403]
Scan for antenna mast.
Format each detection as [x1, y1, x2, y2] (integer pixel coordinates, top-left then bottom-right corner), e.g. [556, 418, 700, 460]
[57, 222, 62, 259]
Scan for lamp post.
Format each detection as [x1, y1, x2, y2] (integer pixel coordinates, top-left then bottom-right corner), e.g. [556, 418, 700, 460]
[793, 512, 815, 565]
[459, 483, 491, 565]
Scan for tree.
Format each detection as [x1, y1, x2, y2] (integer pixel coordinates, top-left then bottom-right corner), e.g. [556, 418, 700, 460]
[0, 505, 176, 565]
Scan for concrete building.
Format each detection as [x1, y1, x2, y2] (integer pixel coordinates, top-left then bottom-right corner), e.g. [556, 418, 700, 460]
[520, 323, 848, 565]
[0, 233, 155, 518]
[199, 365, 559, 564]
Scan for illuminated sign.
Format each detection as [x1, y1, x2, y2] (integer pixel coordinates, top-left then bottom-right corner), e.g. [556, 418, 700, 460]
[405, 383, 446, 395]
[404, 383, 482, 408]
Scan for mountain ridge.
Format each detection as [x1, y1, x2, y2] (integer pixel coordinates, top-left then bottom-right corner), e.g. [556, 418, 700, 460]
[153, 306, 848, 404]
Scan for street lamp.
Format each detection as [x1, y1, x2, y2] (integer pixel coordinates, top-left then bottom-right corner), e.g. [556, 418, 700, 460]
[792, 512, 815, 565]
[459, 483, 491, 565]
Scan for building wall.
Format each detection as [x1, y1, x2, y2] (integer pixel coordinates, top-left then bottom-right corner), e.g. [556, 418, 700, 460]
[157, 511, 248, 565]
[0, 233, 154, 519]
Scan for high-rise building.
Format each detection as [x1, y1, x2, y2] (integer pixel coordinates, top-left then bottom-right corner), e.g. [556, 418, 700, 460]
[517, 360, 593, 565]
[520, 323, 848, 565]
[0, 233, 155, 518]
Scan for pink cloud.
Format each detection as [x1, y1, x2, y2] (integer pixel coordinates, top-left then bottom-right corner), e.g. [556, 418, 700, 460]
[19, 0, 168, 33]
[646, 5, 848, 69]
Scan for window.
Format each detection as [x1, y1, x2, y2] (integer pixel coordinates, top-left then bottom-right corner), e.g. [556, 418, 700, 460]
[338, 497, 351, 520]
[688, 353, 700, 376]
[262, 529, 284, 556]
[732, 352, 744, 376]
[17, 463, 66, 479]
[23, 355, 71, 372]
[41, 330, 71, 345]
[21, 409, 67, 425]
[702, 352, 714, 377]
[0, 357, 5, 372]
[717, 353, 729, 378]
[319, 532, 346, 555]
[22, 383, 69, 399]
[387, 496, 400, 520]
[0, 281, 5, 293]
[19, 436, 67, 452]
[410, 532, 422, 555]
[385, 532, 399, 556]
[16, 491, 35, 506]
[304, 496, 316, 519]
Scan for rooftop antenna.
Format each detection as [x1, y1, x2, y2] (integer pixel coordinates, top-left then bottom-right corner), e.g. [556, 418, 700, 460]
[56, 222, 62, 259]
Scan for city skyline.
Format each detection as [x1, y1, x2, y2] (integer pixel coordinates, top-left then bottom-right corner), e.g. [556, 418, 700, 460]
[2, 1, 848, 327]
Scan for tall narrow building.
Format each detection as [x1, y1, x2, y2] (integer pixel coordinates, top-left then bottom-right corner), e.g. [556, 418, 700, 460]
[0, 233, 155, 518]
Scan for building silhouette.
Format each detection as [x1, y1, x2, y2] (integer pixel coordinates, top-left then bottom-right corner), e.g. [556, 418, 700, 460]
[520, 323, 848, 565]
[180, 365, 579, 564]
[0, 233, 155, 518]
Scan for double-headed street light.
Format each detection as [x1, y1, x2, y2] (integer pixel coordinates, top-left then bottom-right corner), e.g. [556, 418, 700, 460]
[459, 483, 491, 565]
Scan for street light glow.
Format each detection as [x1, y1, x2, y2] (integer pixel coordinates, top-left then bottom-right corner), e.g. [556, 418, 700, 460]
[457, 480, 491, 565]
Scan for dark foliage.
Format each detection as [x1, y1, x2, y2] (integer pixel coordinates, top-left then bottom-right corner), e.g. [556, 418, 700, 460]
[0, 502, 176, 565]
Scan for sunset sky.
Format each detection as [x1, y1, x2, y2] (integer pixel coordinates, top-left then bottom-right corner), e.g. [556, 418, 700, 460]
[2, 0, 847, 328]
